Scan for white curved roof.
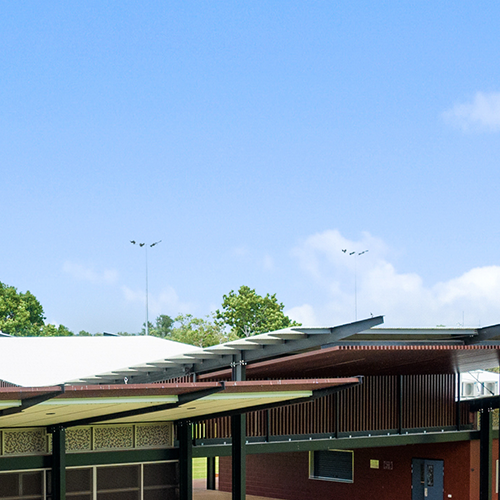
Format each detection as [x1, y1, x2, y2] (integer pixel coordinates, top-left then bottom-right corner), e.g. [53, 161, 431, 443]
[0, 336, 199, 387]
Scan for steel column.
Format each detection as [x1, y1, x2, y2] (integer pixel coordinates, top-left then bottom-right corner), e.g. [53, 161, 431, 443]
[178, 421, 193, 500]
[231, 413, 246, 500]
[479, 408, 493, 500]
[50, 426, 66, 500]
[207, 457, 216, 490]
[231, 352, 246, 500]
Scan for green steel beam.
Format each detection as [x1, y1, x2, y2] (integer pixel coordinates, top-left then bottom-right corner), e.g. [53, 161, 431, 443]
[192, 429, 485, 458]
[66, 447, 179, 467]
[0, 447, 179, 471]
[0, 455, 51, 471]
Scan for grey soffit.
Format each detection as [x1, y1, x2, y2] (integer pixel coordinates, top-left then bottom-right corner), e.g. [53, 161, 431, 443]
[68, 316, 384, 385]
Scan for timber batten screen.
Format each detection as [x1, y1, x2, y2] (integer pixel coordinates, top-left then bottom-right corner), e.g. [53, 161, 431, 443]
[193, 374, 473, 441]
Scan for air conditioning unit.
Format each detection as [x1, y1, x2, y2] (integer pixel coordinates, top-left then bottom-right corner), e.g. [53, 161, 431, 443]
[483, 381, 498, 396]
[462, 381, 480, 398]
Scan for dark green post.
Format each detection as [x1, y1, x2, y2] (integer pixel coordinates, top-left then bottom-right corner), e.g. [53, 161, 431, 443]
[178, 421, 193, 500]
[231, 413, 246, 500]
[231, 352, 246, 500]
[50, 426, 66, 500]
[479, 407, 493, 500]
[207, 457, 216, 490]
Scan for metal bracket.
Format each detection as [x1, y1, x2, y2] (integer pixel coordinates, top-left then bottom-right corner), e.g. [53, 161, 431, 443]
[230, 360, 247, 368]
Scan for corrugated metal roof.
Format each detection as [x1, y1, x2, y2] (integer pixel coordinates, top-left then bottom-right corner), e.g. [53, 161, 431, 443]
[0, 336, 199, 387]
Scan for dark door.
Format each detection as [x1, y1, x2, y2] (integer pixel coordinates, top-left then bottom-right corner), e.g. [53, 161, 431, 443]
[412, 459, 444, 500]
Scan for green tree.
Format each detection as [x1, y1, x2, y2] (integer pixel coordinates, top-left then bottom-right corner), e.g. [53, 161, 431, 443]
[0, 281, 73, 336]
[215, 285, 301, 338]
[155, 314, 175, 337]
[142, 314, 175, 337]
[0, 282, 45, 335]
[40, 324, 74, 337]
[161, 314, 236, 347]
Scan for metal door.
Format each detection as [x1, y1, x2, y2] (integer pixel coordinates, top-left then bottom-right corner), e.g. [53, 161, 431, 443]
[411, 459, 444, 500]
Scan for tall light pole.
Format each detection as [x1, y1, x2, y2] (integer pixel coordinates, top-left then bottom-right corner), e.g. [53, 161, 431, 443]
[342, 249, 368, 321]
[130, 240, 162, 335]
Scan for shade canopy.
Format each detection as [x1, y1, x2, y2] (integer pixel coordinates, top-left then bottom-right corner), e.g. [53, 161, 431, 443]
[0, 379, 359, 428]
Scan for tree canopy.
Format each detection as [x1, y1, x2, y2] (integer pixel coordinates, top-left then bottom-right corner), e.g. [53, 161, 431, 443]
[215, 285, 300, 338]
[0, 281, 298, 341]
[0, 281, 73, 336]
[149, 313, 236, 347]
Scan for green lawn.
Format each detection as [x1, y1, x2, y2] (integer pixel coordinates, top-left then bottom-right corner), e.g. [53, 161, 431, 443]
[192, 457, 219, 480]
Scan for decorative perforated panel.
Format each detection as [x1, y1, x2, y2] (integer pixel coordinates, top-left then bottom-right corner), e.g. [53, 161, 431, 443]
[136, 424, 172, 448]
[66, 427, 92, 452]
[3, 429, 46, 455]
[94, 426, 134, 450]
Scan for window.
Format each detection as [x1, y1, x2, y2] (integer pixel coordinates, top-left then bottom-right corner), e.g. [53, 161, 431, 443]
[0, 471, 44, 499]
[309, 450, 354, 483]
[0, 461, 179, 500]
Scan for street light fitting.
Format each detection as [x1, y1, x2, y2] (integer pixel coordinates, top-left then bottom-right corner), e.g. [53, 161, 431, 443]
[130, 239, 162, 336]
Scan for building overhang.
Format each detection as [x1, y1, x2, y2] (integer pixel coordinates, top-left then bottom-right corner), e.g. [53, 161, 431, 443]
[0, 378, 360, 428]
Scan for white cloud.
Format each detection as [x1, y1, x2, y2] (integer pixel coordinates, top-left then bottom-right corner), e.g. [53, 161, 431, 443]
[231, 246, 250, 258]
[286, 304, 318, 325]
[262, 254, 275, 271]
[292, 230, 500, 328]
[231, 245, 276, 272]
[121, 285, 192, 318]
[63, 261, 118, 284]
[443, 91, 500, 131]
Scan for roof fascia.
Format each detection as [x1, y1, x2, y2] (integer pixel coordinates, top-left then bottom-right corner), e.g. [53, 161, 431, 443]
[0, 386, 64, 418]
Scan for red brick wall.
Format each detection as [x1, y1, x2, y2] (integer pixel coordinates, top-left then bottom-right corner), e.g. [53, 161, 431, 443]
[219, 440, 497, 500]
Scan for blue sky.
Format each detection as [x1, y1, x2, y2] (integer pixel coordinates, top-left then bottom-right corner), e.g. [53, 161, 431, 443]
[2, 2, 500, 333]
